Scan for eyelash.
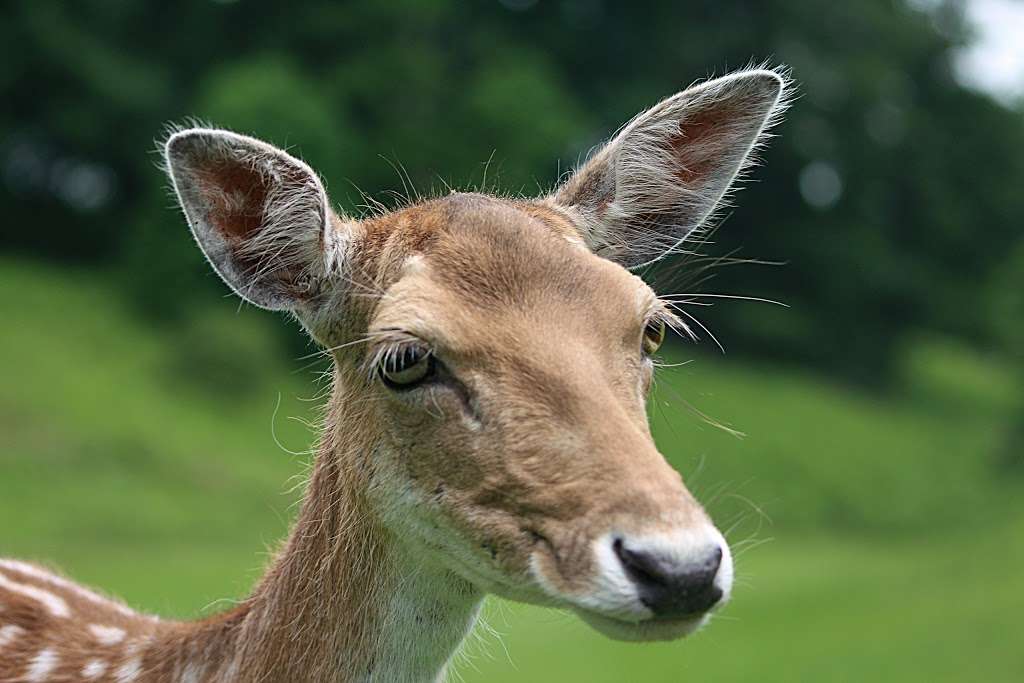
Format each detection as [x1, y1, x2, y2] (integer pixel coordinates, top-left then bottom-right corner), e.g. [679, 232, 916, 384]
[650, 306, 692, 343]
[377, 342, 438, 390]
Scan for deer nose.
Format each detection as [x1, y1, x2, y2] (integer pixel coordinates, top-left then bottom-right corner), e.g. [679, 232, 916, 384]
[612, 537, 724, 618]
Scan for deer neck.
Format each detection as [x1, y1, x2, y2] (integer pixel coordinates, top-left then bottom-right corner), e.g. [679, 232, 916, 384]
[180, 371, 483, 682]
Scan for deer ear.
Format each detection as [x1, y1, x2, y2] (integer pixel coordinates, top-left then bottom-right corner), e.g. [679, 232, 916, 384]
[553, 69, 788, 269]
[165, 128, 350, 310]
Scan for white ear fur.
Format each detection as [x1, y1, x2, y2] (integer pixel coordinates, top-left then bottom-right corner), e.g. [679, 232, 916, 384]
[164, 127, 348, 311]
[553, 68, 790, 269]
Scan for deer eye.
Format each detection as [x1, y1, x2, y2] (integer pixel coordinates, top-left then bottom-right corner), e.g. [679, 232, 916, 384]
[378, 343, 436, 389]
[642, 319, 666, 355]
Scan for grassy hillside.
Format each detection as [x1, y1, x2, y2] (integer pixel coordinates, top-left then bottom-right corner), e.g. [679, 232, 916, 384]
[1, 259, 1021, 680]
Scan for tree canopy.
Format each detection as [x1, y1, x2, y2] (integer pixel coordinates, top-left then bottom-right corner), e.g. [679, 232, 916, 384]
[2, 0, 1021, 383]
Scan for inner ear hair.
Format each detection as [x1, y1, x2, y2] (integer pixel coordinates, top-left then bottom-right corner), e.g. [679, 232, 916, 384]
[164, 127, 336, 311]
[553, 66, 791, 269]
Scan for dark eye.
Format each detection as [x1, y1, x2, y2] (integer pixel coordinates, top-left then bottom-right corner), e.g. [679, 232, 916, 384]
[642, 319, 666, 355]
[378, 343, 436, 389]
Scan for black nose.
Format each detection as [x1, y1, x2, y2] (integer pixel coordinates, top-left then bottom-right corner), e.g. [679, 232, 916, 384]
[613, 538, 723, 618]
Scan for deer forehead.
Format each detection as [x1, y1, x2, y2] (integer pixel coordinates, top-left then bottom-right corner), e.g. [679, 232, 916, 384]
[367, 195, 657, 355]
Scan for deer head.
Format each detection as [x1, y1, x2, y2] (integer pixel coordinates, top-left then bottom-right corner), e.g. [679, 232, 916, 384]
[164, 69, 787, 643]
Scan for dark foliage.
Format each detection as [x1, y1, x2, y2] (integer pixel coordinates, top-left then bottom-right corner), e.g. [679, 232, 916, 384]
[2, 0, 1021, 383]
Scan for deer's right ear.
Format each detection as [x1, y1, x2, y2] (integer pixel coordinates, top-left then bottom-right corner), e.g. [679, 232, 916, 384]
[164, 128, 354, 311]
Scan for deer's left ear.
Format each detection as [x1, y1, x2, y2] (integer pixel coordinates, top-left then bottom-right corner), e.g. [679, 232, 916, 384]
[165, 128, 354, 311]
[552, 69, 789, 269]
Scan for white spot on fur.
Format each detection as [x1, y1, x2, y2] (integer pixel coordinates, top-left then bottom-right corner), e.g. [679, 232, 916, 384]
[115, 656, 143, 682]
[401, 253, 426, 274]
[0, 559, 137, 617]
[89, 623, 127, 645]
[82, 659, 108, 679]
[0, 624, 25, 649]
[25, 648, 59, 681]
[0, 570, 70, 618]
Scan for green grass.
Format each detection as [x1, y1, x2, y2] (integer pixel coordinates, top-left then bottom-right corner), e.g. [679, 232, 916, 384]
[2, 259, 1021, 681]
[647, 349, 1016, 535]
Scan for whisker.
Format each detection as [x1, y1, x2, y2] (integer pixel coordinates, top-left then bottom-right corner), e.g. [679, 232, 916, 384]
[670, 304, 726, 354]
[662, 293, 789, 307]
[293, 334, 374, 363]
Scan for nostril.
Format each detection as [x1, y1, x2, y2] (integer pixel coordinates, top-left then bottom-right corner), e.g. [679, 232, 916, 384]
[612, 538, 725, 618]
[613, 537, 671, 587]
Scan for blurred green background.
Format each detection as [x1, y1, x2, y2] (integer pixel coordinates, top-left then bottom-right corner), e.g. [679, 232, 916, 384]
[1, 0, 1022, 680]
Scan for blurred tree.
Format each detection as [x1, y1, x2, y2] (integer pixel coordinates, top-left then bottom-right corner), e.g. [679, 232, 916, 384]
[987, 240, 1024, 471]
[1, 0, 1022, 384]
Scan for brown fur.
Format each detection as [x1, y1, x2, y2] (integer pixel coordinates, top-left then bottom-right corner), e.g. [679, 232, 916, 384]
[2, 68, 788, 681]
[0, 197, 694, 682]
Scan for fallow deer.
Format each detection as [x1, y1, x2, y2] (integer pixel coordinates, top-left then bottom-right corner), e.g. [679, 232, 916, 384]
[0, 68, 788, 682]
